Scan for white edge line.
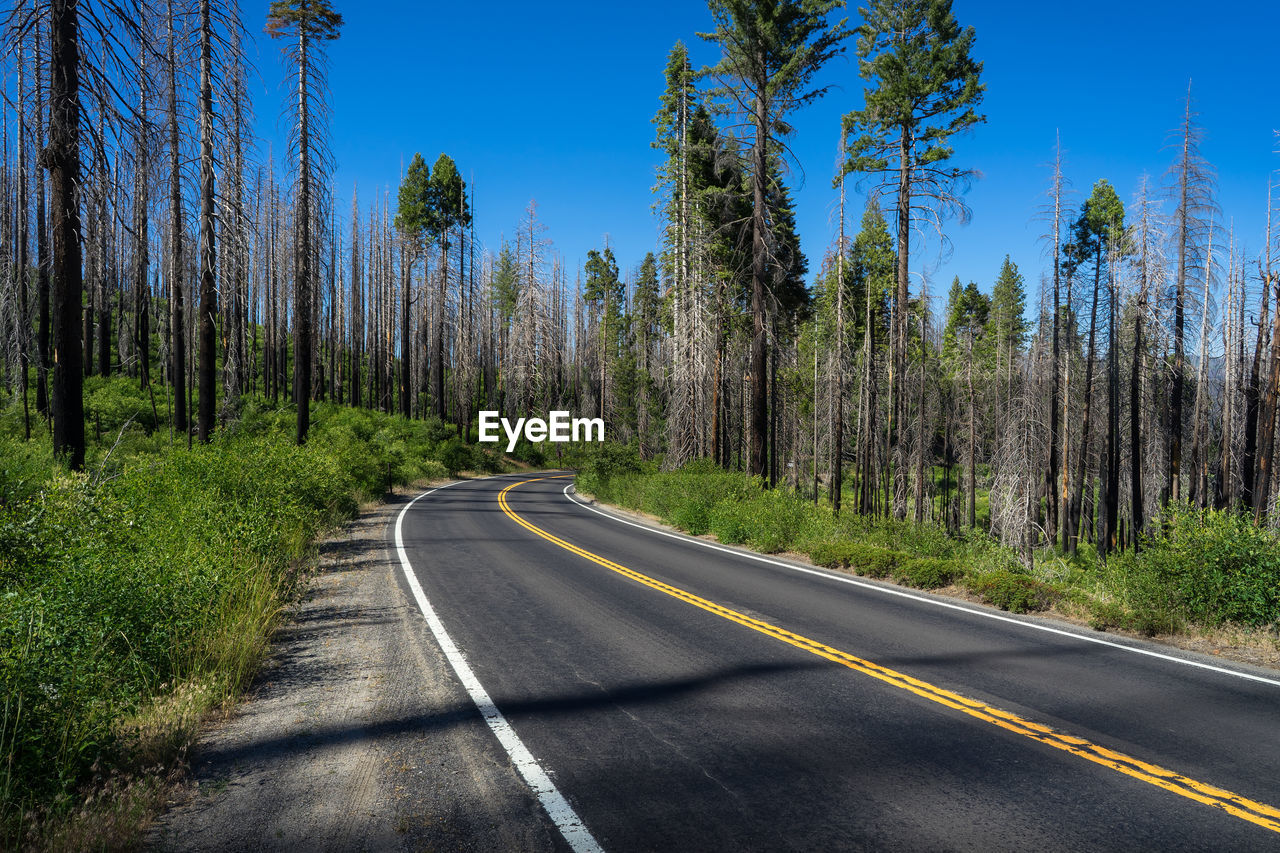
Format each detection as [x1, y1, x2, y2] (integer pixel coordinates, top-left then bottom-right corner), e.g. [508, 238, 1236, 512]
[561, 484, 1280, 690]
[395, 478, 604, 853]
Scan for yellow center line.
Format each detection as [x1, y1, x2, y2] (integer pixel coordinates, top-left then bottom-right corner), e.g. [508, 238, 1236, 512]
[498, 476, 1280, 835]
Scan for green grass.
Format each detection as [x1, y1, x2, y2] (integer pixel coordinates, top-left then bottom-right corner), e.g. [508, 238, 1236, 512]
[0, 382, 510, 844]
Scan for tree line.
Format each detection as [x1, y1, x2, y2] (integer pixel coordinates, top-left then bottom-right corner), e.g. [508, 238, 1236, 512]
[1, 0, 1278, 557]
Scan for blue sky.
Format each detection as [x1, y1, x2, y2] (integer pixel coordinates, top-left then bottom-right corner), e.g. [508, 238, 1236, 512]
[252, 0, 1278, 304]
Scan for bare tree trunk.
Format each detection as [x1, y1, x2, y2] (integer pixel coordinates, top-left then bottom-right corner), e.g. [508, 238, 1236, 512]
[35, 30, 51, 418]
[134, 40, 152, 405]
[1101, 254, 1120, 559]
[398, 243, 411, 417]
[749, 77, 769, 480]
[350, 189, 361, 407]
[196, 0, 217, 441]
[94, 112, 109, 377]
[294, 23, 312, 443]
[434, 233, 447, 420]
[914, 310, 928, 524]
[16, 40, 31, 439]
[47, 0, 85, 468]
[166, 0, 187, 443]
[1047, 141, 1064, 542]
[891, 124, 911, 518]
[1068, 253, 1102, 555]
[1254, 272, 1280, 521]
[1130, 261, 1148, 546]
[831, 135, 846, 511]
[1188, 230, 1215, 506]
[966, 340, 976, 529]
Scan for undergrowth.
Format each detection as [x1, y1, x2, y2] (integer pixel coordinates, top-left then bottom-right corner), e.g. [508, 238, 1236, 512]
[0, 389, 505, 846]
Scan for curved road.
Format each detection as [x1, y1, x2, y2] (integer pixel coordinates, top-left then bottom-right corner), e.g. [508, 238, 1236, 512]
[394, 472, 1280, 851]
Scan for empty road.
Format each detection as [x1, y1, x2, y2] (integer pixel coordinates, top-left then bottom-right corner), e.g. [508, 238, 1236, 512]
[393, 472, 1280, 851]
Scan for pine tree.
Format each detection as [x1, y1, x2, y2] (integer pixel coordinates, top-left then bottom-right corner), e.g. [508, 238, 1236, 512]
[428, 153, 469, 420]
[848, 201, 894, 515]
[942, 279, 989, 528]
[988, 256, 1027, 353]
[1063, 179, 1125, 554]
[585, 246, 623, 422]
[266, 0, 343, 444]
[633, 252, 664, 456]
[394, 152, 431, 418]
[700, 0, 847, 479]
[841, 0, 985, 517]
[1166, 85, 1218, 505]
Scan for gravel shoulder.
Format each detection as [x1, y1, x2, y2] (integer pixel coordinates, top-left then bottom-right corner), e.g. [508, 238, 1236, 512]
[146, 484, 563, 853]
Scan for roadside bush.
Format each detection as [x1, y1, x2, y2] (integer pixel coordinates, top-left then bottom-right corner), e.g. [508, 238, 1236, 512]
[833, 512, 960, 562]
[438, 437, 476, 475]
[703, 486, 808, 553]
[968, 570, 1056, 614]
[1086, 599, 1182, 637]
[895, 557, 959, 590]
[509, 437, 547, 467]
[806, 542, 901, 578]
[576, 443, 643, 498]
[1105, 503, 1280, 627]
[661, 462, 759, 535]
[707, 497, 753, 545]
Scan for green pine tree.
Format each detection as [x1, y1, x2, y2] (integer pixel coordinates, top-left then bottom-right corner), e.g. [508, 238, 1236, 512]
[841, 0, 984, 516]
[700, 0, 848, 478]
[988, 255, 1028, 353]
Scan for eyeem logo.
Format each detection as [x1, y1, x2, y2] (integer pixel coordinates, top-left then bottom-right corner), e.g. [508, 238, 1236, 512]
[478, 411, 605, 453]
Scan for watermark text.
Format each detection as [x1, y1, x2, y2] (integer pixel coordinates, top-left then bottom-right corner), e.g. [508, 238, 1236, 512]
[478, 411, 604, 452]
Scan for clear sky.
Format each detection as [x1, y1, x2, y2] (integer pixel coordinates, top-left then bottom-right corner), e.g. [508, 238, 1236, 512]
[251, 0, 1278, 304]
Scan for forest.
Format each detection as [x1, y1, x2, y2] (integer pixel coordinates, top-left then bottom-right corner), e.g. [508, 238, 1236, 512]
[0, 0, 1278, 843]
[2, 0, 1277, 546]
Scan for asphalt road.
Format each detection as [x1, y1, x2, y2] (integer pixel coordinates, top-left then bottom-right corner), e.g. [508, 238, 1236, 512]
[395, 472, 1280, 852]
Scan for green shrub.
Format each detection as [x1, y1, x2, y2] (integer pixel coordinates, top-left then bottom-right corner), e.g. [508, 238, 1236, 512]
[84, 375, 160, 434]
[707, 497, 753, 545]
[1086, 600, 1128, 632]
[510, 438, 547, 467]
[806, 542, 901, 578]
[806, 542, 852, 568]
[968, 570, 1056, 614]
[665, 465, 760, 535]
[576, 443, 643, 498]
[851, 545, 902, 579]
[0, 434, 54, 507]
[1086, 599, 1181, 636]
[895, 557, 959, 590]
[1106, 504, 1280, 628]
[439, 437, 476, 475]
[0, 401, 505, 837]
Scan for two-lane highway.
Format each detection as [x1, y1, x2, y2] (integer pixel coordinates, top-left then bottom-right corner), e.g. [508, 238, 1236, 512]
[394, 472, 1280, 851]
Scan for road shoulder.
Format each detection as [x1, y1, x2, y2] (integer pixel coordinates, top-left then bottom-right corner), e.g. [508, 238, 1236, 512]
[146, 484, 561, 852]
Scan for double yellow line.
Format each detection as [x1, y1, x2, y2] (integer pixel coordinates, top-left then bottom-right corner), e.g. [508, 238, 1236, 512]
[498, 476, 1280, 835]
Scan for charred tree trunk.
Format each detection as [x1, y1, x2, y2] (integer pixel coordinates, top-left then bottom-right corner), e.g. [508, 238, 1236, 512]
[293, 24, 313, 443]
[166, 0, 187, 443]
[196, 0, 217, 441]
[1068, 251, 1102, 555]
[46, 0, 85, 468]
[748, 78, 769, 480]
